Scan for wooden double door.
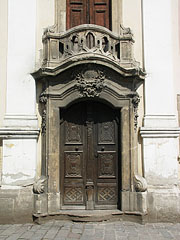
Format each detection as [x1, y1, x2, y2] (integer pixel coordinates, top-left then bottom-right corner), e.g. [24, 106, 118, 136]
[66, 0, 111, 30]
[60, 101, 119, 209]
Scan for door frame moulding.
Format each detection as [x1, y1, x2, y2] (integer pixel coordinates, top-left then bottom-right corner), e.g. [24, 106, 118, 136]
[32, 62, 147, 217]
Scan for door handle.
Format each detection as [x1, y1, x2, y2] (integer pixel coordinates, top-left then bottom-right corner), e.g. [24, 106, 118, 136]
[75, 147, 79, 151]
[101, 147, 105, 151]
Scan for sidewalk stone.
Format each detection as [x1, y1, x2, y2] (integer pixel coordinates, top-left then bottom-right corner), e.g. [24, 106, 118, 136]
[0, 220, 180, 240]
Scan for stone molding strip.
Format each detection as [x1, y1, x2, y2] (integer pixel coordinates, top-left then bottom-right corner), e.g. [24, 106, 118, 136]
[0, 128, 40, 139]
[140, 127, 180, 138]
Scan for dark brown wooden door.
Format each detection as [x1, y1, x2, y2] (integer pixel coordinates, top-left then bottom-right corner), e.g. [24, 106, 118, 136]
[60, 101, 119, 209]
[66, 0, 111, 30]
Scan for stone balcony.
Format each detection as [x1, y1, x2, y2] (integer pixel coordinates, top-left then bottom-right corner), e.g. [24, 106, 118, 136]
[40, 24, 142, 77]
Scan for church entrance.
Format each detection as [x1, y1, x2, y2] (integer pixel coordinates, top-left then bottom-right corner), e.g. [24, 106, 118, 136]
[60, 101, 120, 210]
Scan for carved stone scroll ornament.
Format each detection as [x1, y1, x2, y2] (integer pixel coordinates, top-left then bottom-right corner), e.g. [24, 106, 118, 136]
[134, 175, 147, 192]
[132, 94, 140, 131]
[33, 176, 48, 194]
[75, 70, 105, 97]
[39, 91, 47, 104]
[39, 91, 47, 134]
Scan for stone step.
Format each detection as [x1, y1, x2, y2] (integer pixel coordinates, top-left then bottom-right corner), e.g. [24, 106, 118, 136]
[33, 210, 147, 224]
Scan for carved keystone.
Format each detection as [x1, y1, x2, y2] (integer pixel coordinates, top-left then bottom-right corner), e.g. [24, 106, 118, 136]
[74, 69, 105, 97]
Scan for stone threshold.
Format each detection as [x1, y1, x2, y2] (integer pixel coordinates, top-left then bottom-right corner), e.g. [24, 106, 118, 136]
[33, 210, 148, 224]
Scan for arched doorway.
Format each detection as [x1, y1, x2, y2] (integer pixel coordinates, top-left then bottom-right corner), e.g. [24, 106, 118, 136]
[60, 101, 120, 210]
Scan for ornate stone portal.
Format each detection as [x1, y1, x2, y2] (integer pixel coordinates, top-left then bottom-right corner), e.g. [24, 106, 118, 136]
[32, 24, 146, 218]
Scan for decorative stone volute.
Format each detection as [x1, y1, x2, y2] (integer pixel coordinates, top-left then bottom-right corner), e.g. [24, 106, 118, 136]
[134, 175, 147, 192]
[33, 176, 48, 194]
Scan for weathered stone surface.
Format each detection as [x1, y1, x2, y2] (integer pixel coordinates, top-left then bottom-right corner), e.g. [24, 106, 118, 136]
[0, 220, 180, 240]
[0, 187, 33, 224]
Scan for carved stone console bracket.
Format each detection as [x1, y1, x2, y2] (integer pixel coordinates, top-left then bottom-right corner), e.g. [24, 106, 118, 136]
[134, 175, 147, 192]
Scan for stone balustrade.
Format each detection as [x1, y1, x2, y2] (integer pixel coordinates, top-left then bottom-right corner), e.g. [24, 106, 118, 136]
[42, 24, 139, 69]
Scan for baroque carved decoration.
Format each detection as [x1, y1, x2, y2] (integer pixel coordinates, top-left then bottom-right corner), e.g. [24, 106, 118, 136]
[39, 90, 47, 134]
[134, 175, 147, 192]
[39, 91, 47, 104]
[99, 153, 115, 177]
[99, 122, 114, 143]
[33, 176, 48, 194]
[74, 69, 105, 97]
[65, 122, 82, 143]
[65, 152, 82, 177]
[128, 93, 140, 131]
[41, 110, 47, 134]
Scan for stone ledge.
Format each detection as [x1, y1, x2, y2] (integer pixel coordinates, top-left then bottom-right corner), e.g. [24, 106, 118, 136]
[3, 114, 39, 127]
[0, 128, 40, 139]
[140, 127, 180, 138]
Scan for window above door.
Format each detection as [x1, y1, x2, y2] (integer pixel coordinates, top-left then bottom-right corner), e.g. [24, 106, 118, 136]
[66, 0, 112, 30]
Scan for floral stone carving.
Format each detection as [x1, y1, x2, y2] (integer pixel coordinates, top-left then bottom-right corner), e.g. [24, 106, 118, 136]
[74, 69, 105, 97]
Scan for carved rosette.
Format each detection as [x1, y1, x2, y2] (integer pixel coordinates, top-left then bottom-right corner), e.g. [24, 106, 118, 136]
[33, 176, 48, 194]
[132, 94, 140, 131]
[75, 70, 105, 97]
[134, 175, 147, 192]
[39, 91, 47, 134]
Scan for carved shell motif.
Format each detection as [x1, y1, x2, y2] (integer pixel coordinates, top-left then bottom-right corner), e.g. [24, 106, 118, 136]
[134, 175, 147, 192]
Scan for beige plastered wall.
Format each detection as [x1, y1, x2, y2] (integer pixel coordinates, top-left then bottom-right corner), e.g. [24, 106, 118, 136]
[122, 0, 144, 175]
[0, 0, 8, 126]
[35, 0, 55, 176]
[35, 0, 144, 176]
[0, 0, 8, 183]
[171, 0, 180, 179]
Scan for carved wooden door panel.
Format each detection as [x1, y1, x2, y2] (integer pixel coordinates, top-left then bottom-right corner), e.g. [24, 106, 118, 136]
[60, 101, 119, 209]
[60, 103, 86, 209]
[66, 0, 87, 30]
[93, 102, 118, 209]
[66, 0, 111, 30]
[89, 0, 111, 29]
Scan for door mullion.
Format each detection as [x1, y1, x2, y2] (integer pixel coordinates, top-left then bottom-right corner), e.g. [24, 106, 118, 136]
[85, 103, 95, 209]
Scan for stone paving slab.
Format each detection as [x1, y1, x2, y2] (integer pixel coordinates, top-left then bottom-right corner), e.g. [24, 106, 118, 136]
[0, 220, 180, 240]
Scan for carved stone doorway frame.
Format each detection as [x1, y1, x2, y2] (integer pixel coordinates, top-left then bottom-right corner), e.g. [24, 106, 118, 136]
[33, 63, 147, 216]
